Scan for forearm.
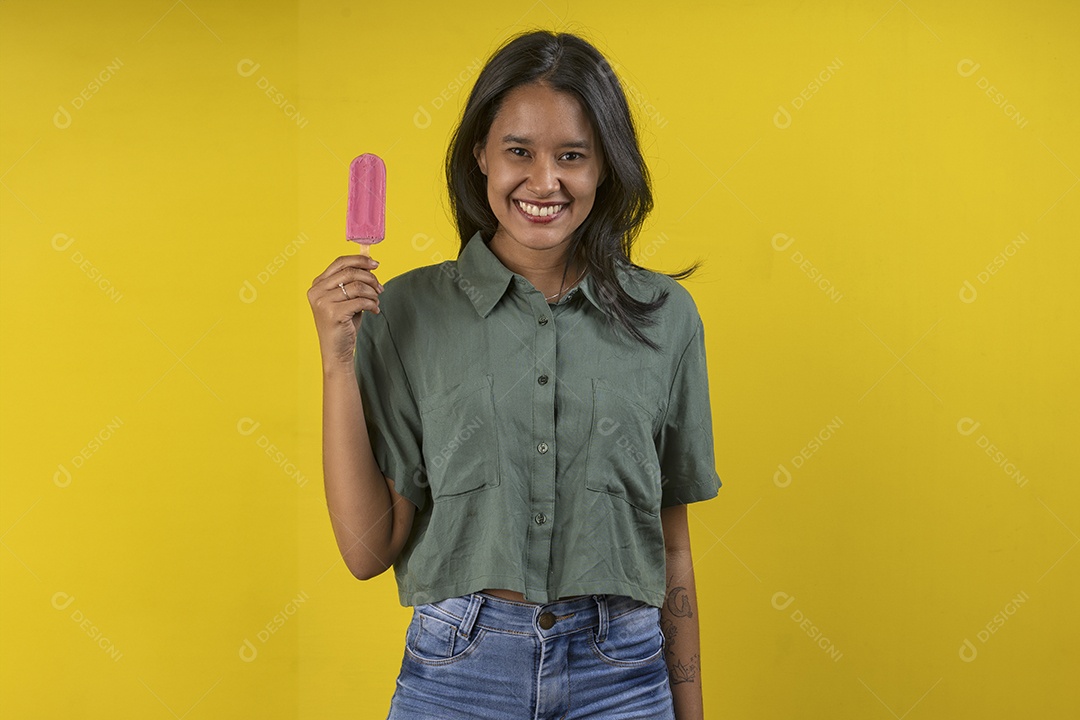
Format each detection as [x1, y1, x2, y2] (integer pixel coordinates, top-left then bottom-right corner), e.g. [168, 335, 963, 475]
[662, 549, 704, 719]
[321, 364, 394, 578]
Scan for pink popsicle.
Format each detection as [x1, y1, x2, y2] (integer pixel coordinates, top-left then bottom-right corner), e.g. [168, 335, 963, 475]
[346, 153, 386, 257]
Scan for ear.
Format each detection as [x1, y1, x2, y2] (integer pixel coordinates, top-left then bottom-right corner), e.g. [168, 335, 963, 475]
[473, 142, 488, 176]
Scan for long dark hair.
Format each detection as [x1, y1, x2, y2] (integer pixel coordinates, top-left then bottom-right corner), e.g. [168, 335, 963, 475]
[445, 30, 702, 351]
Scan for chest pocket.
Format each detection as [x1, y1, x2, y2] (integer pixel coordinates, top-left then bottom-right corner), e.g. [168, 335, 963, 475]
[584, 377, 664, 516]
[418, 374, 501, 500]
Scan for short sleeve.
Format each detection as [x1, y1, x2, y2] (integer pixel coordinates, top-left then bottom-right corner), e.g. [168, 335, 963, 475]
[353, 309, 428, 511]
[655, 315, 723, 508]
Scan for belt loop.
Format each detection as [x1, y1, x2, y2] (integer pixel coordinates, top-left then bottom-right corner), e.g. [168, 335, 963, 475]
[458, 593, 484, 639]
[594, 594, 609, 643]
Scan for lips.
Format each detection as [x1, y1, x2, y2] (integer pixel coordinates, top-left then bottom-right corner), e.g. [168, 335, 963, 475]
[514, 199, 568, 223]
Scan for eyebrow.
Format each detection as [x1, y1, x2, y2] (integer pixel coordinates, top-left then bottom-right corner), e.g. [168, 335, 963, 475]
[500, 134, 591, 150]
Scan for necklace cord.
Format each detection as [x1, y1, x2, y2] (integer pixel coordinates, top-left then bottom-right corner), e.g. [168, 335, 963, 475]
[545, 266, 587, 301]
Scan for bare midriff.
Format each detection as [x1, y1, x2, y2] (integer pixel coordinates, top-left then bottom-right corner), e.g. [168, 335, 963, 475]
[482, 588, 589, 604]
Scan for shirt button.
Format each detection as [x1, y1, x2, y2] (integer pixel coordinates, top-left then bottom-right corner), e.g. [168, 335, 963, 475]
[538, 316, 549, 325]
[538, 611, 556, 629]
[537, 442, 549, 454]
[534, 512, 547, 525]
[538, 375, 549, 385]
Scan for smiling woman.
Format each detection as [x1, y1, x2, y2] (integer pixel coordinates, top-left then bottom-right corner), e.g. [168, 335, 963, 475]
[473, 82, 605, 298]
[309, 28, 722, 720]
[445, 30, 706, 350]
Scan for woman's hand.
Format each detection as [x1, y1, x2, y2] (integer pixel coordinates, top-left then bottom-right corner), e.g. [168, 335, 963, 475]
[308, 253, 384, 370]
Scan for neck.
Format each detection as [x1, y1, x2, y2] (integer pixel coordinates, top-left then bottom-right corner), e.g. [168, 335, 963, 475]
[489, 230, 585, 300]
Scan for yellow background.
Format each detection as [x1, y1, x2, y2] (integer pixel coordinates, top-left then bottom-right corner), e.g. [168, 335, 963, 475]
[2, 0, 1077, 717]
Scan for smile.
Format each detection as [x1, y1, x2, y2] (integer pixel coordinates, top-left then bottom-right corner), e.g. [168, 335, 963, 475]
[515, 200, 567, 222]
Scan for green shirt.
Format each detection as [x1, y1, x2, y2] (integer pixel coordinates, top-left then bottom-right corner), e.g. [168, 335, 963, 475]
[354, 231, 722, 608]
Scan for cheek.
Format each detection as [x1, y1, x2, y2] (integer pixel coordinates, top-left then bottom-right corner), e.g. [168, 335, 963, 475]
[575, 179, 601, 204]
[485, 165, 511, 195]
[485, 176, 514, 215]
[487, 180, 510, 208]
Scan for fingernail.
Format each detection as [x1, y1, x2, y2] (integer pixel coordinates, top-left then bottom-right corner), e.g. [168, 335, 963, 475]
[372, 260, 380, 267]
[377, 283, 384, 293]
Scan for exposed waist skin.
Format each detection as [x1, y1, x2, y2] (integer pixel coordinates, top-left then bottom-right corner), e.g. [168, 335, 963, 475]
[482, 588, 590, 604]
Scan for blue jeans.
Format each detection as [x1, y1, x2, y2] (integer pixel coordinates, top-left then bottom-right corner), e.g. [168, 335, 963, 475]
[386, 591, 676, 719]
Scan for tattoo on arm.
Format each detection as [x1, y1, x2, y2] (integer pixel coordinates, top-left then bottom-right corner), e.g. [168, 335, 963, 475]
[670, 653, 699, 685]
[663, 573, 699, 685]
[665, 584, 694, 618]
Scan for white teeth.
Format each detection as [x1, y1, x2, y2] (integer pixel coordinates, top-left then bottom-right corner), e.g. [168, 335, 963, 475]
[517, 200, 564, 217]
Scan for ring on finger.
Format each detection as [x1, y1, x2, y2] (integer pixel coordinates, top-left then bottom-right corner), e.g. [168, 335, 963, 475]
[338, 282, 350, 299]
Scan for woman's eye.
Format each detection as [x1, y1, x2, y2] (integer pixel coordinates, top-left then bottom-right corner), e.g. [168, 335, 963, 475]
[562, 152, 583, 161]
[509, 147, 528, 157]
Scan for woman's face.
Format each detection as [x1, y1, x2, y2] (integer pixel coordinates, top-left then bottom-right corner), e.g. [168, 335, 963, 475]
[474, 82, 605, 255]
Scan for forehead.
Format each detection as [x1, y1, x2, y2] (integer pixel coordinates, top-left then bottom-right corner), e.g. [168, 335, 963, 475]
[491, 83, 595, 140]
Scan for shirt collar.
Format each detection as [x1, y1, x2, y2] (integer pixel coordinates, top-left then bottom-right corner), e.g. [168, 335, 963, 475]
[456, 231, 605, 317]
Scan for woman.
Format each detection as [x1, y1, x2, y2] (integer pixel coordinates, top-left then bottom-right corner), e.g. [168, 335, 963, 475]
[308, 30, 722, 720]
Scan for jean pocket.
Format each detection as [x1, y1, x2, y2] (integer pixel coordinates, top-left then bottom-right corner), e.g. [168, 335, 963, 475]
[585, 377, 664, 516]
[418, 374, 500, 500]
[589, 605, 665, 667]
[404, 607, 487, 666]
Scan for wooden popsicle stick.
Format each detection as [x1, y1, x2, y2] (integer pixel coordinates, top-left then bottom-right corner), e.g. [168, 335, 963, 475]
[358, 243, 370, 257]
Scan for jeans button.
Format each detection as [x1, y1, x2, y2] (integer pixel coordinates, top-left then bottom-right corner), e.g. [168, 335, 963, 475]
[538, 612, 556, 629]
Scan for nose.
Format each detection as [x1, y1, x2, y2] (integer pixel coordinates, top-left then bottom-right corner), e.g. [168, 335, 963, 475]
[526, 156, 560, 197]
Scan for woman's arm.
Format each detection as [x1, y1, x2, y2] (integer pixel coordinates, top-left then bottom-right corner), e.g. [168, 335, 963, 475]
[322, 364, 415, 580]
[309, 255, 415, 581]
[661, 504, 704, 720]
